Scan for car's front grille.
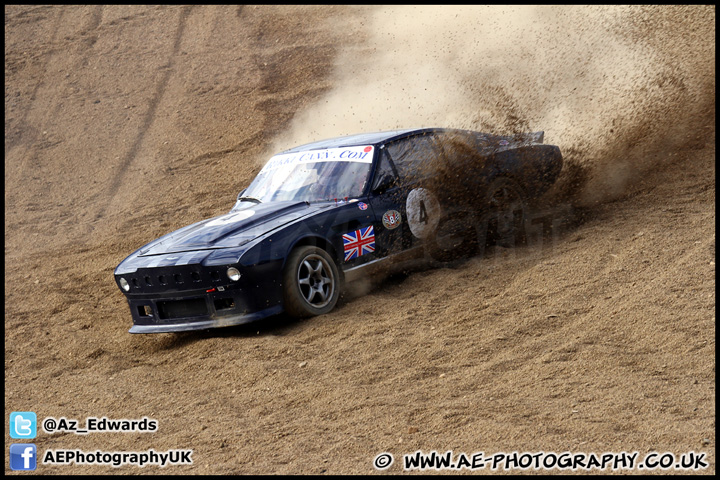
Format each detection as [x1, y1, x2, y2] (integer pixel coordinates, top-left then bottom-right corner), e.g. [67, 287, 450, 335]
[119, 265, 226, 294]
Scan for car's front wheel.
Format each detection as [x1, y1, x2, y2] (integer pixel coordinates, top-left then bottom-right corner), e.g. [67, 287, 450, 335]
[282, 246, 340, 317]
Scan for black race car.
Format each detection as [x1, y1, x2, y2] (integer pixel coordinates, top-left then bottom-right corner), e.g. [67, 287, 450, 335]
[114, 128, 562, 333]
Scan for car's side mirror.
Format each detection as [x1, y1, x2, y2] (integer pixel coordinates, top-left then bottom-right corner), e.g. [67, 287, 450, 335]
[236, 189, 246, 201]
[372, 174, 397, 195]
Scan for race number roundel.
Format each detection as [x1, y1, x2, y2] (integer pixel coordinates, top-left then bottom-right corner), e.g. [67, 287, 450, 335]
[382, 210, 401, 230]
[406, 188, 441, 239]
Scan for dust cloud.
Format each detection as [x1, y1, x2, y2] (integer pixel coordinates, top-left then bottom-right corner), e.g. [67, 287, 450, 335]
[273, 5, 715, 206]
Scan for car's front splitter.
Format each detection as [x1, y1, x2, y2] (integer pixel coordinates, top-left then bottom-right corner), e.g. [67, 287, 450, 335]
[128, 305, 283, 334]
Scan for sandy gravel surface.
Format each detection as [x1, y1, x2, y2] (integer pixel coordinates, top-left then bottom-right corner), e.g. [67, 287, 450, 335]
[4, 5, 714, 475]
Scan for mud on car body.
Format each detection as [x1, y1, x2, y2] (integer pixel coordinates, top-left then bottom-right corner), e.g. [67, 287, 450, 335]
[114, 128, 563, 333]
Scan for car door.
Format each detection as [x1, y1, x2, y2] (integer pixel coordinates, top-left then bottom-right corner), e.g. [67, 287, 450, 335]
[367, 134, 444, 257]
[366, 147, 410, 257]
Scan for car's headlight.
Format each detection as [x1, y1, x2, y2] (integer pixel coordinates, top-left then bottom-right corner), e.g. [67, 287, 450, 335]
[119, 277, 130, 291]
[227, 267, 241, 281]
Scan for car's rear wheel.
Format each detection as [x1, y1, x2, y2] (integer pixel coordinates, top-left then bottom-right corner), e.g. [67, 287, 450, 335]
[484, 177, 528, 248]
[283, 246, 340, 317]
[427, 209, 478, 262]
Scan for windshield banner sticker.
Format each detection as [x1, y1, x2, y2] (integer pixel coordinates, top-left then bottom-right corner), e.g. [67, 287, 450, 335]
[264, 145, 374, 172]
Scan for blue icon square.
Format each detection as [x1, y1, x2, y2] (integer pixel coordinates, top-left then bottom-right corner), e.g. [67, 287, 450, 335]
[10, 444, 37, 471]
[9, 412, 37, 439]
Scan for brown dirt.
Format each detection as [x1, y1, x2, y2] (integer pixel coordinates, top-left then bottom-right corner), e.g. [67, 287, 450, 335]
[4, 5, 715, 475]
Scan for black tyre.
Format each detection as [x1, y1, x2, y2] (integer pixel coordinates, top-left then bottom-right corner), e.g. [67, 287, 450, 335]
[427, 209, 478, 262]
[282, 246, 340, 318]
[483, 177, 528, 248]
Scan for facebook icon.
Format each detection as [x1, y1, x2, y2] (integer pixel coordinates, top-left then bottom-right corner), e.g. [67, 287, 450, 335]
[10, 444, 37, 471]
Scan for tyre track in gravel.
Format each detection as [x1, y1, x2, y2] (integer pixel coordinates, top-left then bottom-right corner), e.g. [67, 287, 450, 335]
[5, 5, 104, 159]
[5, 6, 75, 171]
[5, 5, 104, 258]
[91, 5, 193, 233]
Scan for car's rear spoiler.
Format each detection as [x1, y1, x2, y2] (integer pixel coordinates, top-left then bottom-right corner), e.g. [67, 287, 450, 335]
[515, 131, 544, 144]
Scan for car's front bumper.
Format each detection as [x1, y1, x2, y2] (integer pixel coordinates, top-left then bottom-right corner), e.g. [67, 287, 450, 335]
[117, 259, 286, 333]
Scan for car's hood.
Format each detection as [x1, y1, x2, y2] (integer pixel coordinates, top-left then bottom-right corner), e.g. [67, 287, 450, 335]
[138, 201, 322, 256]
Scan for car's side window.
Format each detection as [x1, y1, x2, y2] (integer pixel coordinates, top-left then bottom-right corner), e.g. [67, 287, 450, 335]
[386, 134, 441, 184]
[371, 148, 399, 192]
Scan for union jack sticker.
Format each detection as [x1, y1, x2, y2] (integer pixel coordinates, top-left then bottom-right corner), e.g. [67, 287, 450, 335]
[343, 226, 375, 262]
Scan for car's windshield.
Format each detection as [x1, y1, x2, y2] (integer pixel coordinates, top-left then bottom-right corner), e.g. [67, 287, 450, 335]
[235, 145, 374, 207]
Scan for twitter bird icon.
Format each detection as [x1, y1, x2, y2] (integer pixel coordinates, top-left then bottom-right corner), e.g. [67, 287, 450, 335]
[10, 412, 37, 439]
